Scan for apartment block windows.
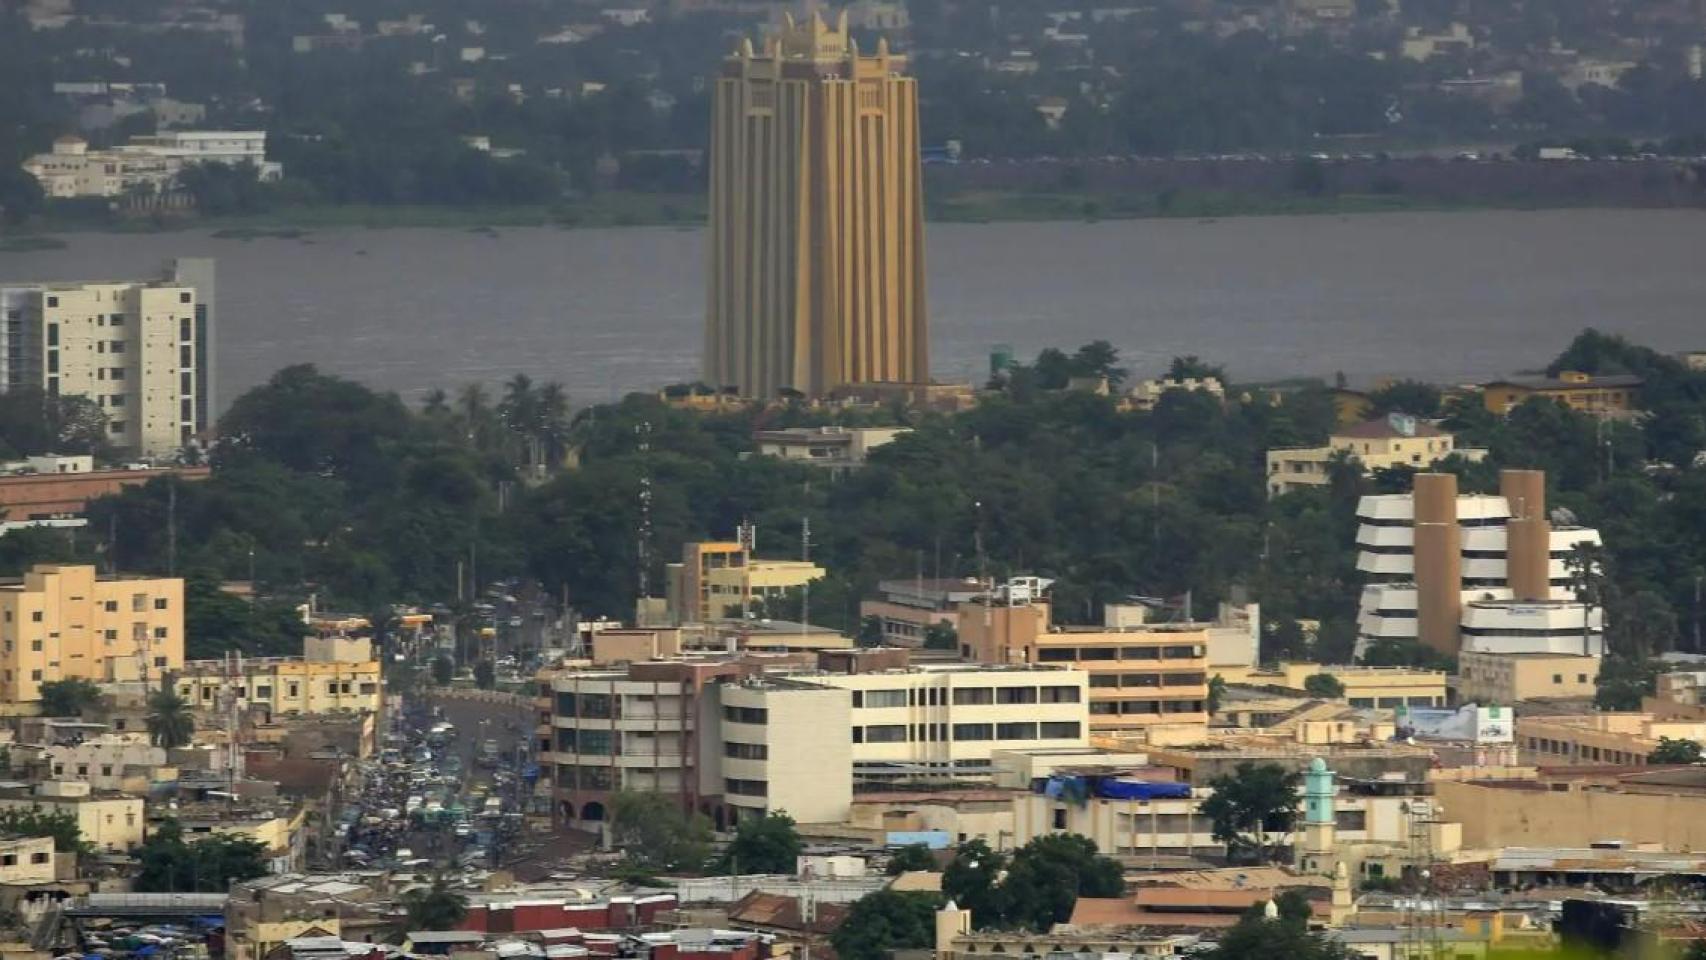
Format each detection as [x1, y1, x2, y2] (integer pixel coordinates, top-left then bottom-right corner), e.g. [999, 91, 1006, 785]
[864, 724, 908, 743]
[723, 705, 768, 724]
[862, 689, 907, 708]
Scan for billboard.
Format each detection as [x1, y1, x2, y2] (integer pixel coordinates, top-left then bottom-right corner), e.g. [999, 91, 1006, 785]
[1395, 704, 1513, 744]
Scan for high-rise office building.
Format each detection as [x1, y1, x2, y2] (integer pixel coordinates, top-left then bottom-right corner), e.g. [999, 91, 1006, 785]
[703, 11, 928, 399]
[0, 259, 214, 458]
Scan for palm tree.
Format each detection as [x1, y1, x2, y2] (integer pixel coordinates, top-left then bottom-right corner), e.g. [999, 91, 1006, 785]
[146, 687, 195, 750]
[403, 875, 469, 931]
[456, 384, 498, 451]
[535, 381, 570, 466]
[421, 388, 450, 417]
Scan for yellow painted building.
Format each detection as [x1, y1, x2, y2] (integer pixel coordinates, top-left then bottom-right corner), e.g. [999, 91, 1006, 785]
[1456, 651, 1599, 705]
[667, 540, 825, 623]
[1480, 371, 1642, 417]
[0, 564, 183, 704]
[703, 12, 928, 398]
[175, 657, 381, 717]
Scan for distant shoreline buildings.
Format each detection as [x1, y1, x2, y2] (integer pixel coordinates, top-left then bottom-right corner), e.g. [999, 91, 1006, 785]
[24, 131, 279, 200]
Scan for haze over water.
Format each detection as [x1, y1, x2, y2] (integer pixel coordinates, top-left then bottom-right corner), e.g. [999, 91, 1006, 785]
[4, 209, 1705, 408]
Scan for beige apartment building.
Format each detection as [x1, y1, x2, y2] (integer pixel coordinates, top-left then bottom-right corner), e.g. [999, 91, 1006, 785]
[713, 677, 853, 825]
[959, 601, 1209, 735]
[0, 260, 215, 458]
[703, 13, 928, 398]
[0, 564, 184, 704]
[173, 635, 382, 719]
[0, 780, 146, 852]
[1457, 651, 1599, 705]
[1267, 414, 1482, 497]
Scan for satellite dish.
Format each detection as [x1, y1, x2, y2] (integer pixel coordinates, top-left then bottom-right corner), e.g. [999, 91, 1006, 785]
[1550, 507, 1578, 526]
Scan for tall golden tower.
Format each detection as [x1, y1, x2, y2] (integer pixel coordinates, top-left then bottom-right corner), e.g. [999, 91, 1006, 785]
[703, 10, 929, 399]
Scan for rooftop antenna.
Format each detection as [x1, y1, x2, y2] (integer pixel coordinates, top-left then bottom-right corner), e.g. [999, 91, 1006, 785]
[800, 516, 811, 629]
[167, 477, 178, 577]
[738, 520, 757, 622]
[975, 500, 991, 629]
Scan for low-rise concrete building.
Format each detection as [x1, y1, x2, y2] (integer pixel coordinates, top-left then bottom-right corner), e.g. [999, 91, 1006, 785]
[174, 636, 382, 719]
[1515, 712, 1699, 766]
[1479, 371, 1642, 418]
[1221, 662, 1447, 708]
[960, 596, 1209, 737]
[0, 835, 56, 884]
[859, 577, 986, 647]
[0, 780, 145, 852]
[751, 426, 908, 469]
[24, 131, 280, 199]
[1267, 414, 1482, 497]
[1456, 651, 1599, 705]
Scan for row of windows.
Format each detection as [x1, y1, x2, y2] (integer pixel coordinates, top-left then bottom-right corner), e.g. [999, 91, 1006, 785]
[849, 685, 1083, 708]
[0, 851, 50, 866]
[1347, 696, 1442, 708]
[1036, 644, 1203, 663]
[1525, 737, 1644, 765]
[1088, 672, 1207, 689]
[1088, 699, 1205, 716]
[725, 741, 767, 760]
[554, 764, 615, 789]
[850, 721, 1083, 743]
[726, 778, 767, 797]
[724, 705, 768, 724]
[184, 680, 376, 700]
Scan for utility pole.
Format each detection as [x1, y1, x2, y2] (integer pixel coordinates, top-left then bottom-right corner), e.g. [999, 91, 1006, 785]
[636, 421, 653, 601]
[167, 478, 178, 577]
[800, 516, 811, 629]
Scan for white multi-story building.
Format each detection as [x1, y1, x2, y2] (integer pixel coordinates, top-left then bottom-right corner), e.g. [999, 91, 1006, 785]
[702, 663, 1089, 826]
[539, 658, 1088, 832]
[0, 260, 215, 458]
[1354, 470, 1603, 657]
[23, 131, 280, 199]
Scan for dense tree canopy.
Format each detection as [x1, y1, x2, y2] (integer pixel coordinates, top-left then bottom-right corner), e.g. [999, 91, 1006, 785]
[718, 811, 802, 875]
[610, 791, 713, 872]
[941, 835, 1124, 931]
[831, 891, 944, 960]
[1200, 762, 1303, 864]
[134, 820, 269, 892]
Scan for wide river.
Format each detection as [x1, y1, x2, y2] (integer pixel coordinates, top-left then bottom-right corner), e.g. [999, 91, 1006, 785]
[4, 209, 1704, 407]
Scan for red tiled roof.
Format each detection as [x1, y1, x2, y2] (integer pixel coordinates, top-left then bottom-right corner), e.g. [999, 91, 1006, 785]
[727, 891, 848, 936]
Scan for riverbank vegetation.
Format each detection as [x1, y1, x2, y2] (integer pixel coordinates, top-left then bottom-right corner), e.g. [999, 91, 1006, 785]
[4, 332, 1705, 695]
